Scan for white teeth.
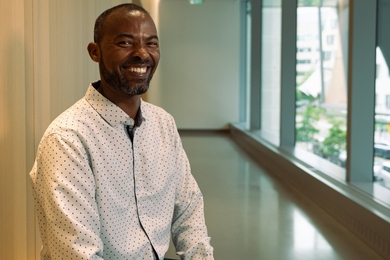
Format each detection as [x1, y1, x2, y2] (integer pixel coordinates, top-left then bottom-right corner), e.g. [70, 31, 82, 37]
[128, 67, 147, 73]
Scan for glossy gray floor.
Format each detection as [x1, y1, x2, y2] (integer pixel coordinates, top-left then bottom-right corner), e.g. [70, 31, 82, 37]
[164, 131, 383, 260]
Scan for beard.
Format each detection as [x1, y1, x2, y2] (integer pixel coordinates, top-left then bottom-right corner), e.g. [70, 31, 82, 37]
[99, 57, 151, 96]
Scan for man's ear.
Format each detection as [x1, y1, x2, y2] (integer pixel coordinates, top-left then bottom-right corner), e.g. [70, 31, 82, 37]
[87, 42, 100, 62]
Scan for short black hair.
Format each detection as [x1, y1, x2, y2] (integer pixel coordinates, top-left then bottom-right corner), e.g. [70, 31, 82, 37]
[93, 3, 149, 43]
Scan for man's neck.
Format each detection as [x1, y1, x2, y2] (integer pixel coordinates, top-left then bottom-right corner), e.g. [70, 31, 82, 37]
[97, 82, 141, 119]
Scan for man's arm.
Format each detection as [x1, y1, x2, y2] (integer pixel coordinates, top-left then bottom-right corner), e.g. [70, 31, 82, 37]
[170, 130, 214, 260]
[30, 133, 104, 260]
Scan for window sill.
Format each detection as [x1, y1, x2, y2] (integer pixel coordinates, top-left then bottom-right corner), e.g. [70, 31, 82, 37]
[230, 122, 390, 259]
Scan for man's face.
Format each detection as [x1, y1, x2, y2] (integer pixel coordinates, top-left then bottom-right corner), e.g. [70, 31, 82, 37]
[98, 9, 160, 96]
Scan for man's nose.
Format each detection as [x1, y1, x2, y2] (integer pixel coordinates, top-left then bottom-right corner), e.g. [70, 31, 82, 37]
[132, 44, 149, 60]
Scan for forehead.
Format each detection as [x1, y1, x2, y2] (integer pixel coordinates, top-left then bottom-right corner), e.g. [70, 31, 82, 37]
[102, 9, 157, 38]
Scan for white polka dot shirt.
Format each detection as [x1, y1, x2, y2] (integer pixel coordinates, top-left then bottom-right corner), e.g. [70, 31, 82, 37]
[30, 82, 214, 260]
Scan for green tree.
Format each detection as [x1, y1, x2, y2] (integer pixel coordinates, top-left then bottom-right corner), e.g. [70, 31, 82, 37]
[298, 0, 320, 7]
[296, 104, 322, 144]
[318, 118, 346, 157]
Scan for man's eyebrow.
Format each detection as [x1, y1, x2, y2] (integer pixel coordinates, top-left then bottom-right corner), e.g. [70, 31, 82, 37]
[115, 34, 159, 41]
[147, 35, 159, 41]
[115, 33, 134, 39]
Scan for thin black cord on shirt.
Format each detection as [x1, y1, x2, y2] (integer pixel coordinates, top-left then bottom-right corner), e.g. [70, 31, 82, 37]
[126, 125, 135, 143]
[126, 124, 159, 259]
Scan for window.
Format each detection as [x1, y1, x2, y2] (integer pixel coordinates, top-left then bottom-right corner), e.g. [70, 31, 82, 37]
[322, 51, 331, 61]
[326, 35, 334, 45]
[375, 0, 390, 190]
[298, 47, 311, 52]
[386, 95, 390, 110]
[297, 59, 311, 64]
[236, 0, 390, 249]
[260, 0, 281, 145]
[243, 0, 251, 130]
[295, 0, 348, 173]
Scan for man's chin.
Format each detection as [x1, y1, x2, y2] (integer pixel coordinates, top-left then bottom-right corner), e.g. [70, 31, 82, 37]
[120, 84, 149, 96]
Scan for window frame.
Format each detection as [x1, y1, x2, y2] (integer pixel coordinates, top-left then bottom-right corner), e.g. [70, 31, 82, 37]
[244, 0, 384, 200]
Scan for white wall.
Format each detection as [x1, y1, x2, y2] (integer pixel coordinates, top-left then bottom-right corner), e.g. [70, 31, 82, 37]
[0, 1, 33, 258]
[148, 0, 241, 129]
[0, 1, 241, 258]
[0, 1, 139, 258]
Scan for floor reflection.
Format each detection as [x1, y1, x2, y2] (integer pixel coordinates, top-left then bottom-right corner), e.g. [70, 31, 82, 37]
[164, 131, 382, 260]
[293, 210, 332, 253]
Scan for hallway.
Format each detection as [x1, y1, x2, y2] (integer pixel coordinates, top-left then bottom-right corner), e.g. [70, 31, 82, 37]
[165, 131, 383, 260]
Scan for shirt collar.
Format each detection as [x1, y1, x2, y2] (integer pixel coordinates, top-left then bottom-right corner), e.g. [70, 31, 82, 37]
[84, 81, 144, 127]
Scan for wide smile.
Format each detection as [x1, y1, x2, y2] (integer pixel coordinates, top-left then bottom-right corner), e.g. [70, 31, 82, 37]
[128, 66, 147, 74]
[124, 66, 150, 76]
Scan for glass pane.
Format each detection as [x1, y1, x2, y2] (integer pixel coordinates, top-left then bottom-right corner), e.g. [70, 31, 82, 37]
[244, 0, 251, 130]
[295, 0, 348, 170]
[374, 0, 390, 189]
[261, 0, 281, 145]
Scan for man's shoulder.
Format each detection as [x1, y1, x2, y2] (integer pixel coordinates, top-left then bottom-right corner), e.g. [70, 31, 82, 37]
[141, 100, 174, 120]
[44, 98, 91, 135]
[54, 98, 89, 121]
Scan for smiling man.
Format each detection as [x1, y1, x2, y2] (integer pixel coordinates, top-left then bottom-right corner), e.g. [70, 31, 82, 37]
[30, 3, 214, 260]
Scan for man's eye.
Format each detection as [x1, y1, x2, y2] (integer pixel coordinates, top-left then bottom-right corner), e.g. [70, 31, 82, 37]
[147, 42, 159, 47]
[118, 41, 132, 46]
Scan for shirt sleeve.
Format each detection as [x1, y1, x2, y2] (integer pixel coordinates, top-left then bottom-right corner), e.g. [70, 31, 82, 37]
[30, 132, 104, 260]
[170, 128, 214, 260]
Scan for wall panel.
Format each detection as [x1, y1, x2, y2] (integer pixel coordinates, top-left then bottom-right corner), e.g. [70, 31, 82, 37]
[30, 0, 131, 257]
[0, 0, 31, 259]
[0, 1, 132, 259]
[149, 0, 241, 129]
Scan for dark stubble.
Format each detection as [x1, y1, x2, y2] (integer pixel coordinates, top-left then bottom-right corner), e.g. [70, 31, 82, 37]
[99, 56, 151, 96]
